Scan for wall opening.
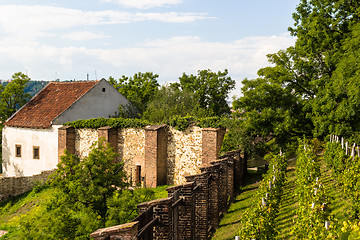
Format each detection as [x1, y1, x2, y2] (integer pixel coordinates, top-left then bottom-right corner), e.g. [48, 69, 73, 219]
[135, 165, 141, 186]
[15, 144, 21, 157]
[33, 146, 40, 159]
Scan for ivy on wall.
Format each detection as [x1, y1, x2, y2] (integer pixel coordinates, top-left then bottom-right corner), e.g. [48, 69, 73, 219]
[64, 116, 228, 131]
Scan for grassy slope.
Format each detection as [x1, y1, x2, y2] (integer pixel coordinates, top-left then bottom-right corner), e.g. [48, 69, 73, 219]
[211, 169, 263, 240]
[0, 185, 170, 239]
[0, 187, 56, 238]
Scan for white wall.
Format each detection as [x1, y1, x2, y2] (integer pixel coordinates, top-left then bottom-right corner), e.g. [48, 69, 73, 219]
[52, 79, 132, 124]
[2, 126, 60, 177]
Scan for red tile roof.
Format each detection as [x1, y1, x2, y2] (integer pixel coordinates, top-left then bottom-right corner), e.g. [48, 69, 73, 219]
[4, 81, 100, 128]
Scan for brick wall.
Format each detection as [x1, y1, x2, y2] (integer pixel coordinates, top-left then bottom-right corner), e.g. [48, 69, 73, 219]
[58, 126, 75, 162]
[0, 170, 55, 201]
[144, 124, 168, 188]
[90, 149, 247, 240]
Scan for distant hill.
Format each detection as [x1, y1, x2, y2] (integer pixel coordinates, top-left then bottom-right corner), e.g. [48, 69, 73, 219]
[1, 80, 48, 97]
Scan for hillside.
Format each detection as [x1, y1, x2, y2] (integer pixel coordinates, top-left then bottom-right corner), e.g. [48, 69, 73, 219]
[0, 184, 169, 239]
[212, 142, 357, 239]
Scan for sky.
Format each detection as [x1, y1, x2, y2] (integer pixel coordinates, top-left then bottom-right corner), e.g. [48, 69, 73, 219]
[0, 0, 299, 97]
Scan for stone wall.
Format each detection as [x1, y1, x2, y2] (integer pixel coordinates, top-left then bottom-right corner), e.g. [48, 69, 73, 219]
[119, 128, 145, 184]
[90, 149, 247, 240]
[167, 126, 202, 185]
[75, 128, 98, 158]
[0, 170, 55, 201]
[64, 125, 225, 187]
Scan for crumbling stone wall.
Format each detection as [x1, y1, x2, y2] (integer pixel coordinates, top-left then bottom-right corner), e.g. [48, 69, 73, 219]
[167, 126, 202, 185]
[118, 128, 145, 183]
[66, 125, 225, 187]
[75, 128, 98, 158]
[0, 170, 55, 201]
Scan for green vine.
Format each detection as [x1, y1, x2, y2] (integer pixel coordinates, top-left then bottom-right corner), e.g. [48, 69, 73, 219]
[64, 116, 228, 131]
[237, 153, 287, 239]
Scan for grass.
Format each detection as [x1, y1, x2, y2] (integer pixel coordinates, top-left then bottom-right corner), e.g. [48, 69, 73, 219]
[0, 184, 170, 239]
[211, 169, 264, 240]
[274, 159, 297, 239]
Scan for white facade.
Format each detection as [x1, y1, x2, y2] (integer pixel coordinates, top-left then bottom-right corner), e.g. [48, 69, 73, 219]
[2, 125, 61, 177]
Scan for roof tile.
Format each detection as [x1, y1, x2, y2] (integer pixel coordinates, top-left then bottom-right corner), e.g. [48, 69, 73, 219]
[4, 81, 99, 128]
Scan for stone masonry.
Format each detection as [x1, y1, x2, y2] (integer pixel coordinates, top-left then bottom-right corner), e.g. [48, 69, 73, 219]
[59, 124, 226, 188]
[90, 149, 247, 240]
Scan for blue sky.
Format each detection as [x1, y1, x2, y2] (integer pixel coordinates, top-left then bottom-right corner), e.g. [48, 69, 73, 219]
[0, 0, 299, 96]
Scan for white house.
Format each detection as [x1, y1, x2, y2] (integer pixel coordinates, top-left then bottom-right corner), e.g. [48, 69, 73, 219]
[2, 79, 132, 177]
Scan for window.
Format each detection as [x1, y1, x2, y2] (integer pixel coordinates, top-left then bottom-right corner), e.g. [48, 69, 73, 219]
[33, 146, 40, 159]
[102, 87, 106, 92]
[15, 145, 21, 157]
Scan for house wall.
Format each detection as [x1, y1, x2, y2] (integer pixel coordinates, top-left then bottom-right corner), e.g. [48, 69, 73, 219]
[53, 80, 131, 124]
[2, 125, 61, 177]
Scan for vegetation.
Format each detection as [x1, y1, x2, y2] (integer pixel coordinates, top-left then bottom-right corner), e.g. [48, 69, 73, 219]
[233, 0, 360, 148]
[0, 141, 169, 239]
[237, 153, 287, 239]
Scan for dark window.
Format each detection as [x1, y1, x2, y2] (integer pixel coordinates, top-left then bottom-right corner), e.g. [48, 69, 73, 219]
[135, 165, 141, 185]
[102, 88, 106, 92]
[16, 145, 21, 157]
[33, 146, 40, 159]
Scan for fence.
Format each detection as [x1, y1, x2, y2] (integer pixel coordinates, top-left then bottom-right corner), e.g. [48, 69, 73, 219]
[329, 134, 360, 157]
[90, 149, 247, 240]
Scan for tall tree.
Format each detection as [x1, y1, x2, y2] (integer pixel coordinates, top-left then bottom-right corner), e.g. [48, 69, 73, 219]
[109, 72, 160, 115]
[0, 72, 31, 121]
[179, 69, 235, 116]
[311, 22, 360, 141]
[234, 0, 360, 146]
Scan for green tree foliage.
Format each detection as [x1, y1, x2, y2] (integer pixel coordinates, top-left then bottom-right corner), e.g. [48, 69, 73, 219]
[14, 140, 155, 239]
[312, 22, 360, 141]
[179, 69, 235, 116]
[0, 72, 31, 121]
[51, 140, 128, 219]
[109, 72, 160, 115]
[233, 0, 360, 147]
[142, 83, 210, 123]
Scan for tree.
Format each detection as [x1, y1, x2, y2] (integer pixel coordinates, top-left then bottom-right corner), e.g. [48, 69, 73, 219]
[109, 72, 160, 115]
[311, 22, 360, 141]
[179, 69, 235, 116]
[142, 83, 208, 123]
[51, 140, 128, 219]
[0, 72, 31, 121]
[15, 140, 156, 240]
[234, 0, 360, 148]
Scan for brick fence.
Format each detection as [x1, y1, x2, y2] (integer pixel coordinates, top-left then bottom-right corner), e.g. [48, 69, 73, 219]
[90, 149, 247, 240]
[0, 170, 55, 201]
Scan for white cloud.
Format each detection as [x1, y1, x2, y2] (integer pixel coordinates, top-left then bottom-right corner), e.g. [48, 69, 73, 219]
[101, 0, 182, 9]
[0, 5, 212, 41]
[62, 31, 109, 41]
[0, 33, 295, 96]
